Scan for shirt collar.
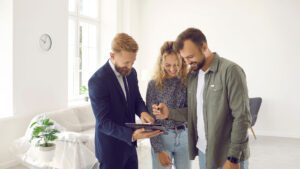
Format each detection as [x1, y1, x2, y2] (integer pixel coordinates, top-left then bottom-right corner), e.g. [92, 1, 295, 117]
[109, 59, 122, 77]
[189, 52, 219, 77]
[206, 52, 220, 73]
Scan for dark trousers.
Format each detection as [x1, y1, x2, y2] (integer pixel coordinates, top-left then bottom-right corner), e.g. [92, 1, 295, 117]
[99, 149, 138, 169]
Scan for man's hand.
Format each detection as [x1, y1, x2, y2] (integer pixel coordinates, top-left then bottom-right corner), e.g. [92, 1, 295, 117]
[132, 128, 162, 141]
[223, 160, 240, 169]
[158, 151, 172, 167]
[152, 103, 169, 120]
[140, 112, 155, 123]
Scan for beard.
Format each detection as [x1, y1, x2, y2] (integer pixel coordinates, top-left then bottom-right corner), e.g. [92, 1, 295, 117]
[190, 58, 205, 72]
[115, 64, 132, 76]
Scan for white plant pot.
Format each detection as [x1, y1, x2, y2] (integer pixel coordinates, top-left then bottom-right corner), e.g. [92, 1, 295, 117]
[38, 144, 55, 163]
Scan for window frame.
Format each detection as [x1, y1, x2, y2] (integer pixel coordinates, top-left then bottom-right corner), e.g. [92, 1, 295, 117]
[68, 0, 101, 102]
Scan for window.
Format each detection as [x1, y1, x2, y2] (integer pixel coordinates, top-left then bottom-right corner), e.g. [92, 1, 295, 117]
[68, 0, 100, 101]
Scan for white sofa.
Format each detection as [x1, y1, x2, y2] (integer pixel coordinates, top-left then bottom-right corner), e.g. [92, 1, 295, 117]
[0, 104, 95, 168]
[0, 104, 153, 169]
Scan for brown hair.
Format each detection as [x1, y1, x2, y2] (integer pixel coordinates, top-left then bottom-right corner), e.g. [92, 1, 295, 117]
[152, 41, 188, 89]
[175, 27, 207, 51]
[111, 33, 139, 53]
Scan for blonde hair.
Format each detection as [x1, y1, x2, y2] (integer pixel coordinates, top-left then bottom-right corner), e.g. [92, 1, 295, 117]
[111, 33, 138, 53]
[152, 41, 188, 89]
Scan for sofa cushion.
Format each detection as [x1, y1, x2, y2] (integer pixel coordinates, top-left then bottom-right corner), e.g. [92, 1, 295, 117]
[73, 105, 95, 131]
[46, 108, 82, 132]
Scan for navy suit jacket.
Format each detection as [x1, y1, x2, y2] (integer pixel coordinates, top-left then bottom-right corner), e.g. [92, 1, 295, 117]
[88, 61, 147, 162]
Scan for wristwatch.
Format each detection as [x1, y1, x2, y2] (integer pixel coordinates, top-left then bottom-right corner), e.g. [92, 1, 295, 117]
[227, 156, 239, 164]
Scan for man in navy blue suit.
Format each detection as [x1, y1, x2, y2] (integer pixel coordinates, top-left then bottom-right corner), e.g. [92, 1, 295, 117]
[88, 33, 162, 169]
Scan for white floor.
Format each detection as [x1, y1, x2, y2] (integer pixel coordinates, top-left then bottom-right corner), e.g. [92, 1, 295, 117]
[10, 136, 300, 169]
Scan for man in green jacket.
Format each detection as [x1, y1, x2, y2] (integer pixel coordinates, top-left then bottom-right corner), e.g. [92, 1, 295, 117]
[153, 28, 251, 169]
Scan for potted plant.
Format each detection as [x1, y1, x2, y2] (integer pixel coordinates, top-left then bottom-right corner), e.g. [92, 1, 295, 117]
[80, 85, 89, 102]
[30, 117, 60, 163]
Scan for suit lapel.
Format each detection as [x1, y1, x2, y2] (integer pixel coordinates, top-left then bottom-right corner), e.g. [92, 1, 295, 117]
[104, 61, 134, 120]
[104, 62, 127, 103]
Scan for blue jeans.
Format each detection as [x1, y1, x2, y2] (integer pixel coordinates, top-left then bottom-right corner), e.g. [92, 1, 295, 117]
[198, 151, 248, 169]
[151, 129, 191, 169]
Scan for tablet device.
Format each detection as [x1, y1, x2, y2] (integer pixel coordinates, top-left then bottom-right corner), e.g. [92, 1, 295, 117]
[125, 123, 167, 132]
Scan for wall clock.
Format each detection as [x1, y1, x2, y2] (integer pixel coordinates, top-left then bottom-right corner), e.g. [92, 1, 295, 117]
[39, 34, 52, 51]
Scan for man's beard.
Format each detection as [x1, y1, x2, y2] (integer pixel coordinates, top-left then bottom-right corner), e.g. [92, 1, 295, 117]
[115, 64, 132, 76]
[190, 58, 205, 72]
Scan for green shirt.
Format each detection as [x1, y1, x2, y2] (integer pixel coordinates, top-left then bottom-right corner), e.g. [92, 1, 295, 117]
[169, 53, 251, 169]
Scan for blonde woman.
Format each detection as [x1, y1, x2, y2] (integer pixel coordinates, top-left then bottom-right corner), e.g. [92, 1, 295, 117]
[146, 41, 191, 169]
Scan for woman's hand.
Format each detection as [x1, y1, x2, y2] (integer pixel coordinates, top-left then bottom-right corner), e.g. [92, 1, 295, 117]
[152, 103, 169, 120]
[158, 151, 172, 167]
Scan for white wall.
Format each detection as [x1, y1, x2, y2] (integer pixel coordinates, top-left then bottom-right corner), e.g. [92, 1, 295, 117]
[0, 0, 13, 118]
[13, 0, 68, 115]
[134, 0, 300, 138]
[0, 1, 68, 167]
[99, 0, 118, 65]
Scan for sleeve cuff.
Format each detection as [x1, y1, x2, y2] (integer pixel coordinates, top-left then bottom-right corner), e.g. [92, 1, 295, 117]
[227, 141, 249, 160]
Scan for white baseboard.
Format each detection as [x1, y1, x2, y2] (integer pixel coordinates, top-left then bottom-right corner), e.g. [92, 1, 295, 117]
[0, 159, 19, 169]
[254, 129, 300, 139]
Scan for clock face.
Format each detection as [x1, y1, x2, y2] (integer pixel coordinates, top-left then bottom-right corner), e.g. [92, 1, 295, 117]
[39, 34, 52, 51]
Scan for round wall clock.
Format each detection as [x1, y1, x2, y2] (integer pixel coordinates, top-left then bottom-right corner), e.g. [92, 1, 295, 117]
[39, 34, 52, 51]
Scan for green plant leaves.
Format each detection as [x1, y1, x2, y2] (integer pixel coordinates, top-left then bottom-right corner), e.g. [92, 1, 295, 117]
[30, 122, 37, 128]
[46, 134, 58, 141]
[42, 118, 54, 126]
[32, 126, 45, 136]
[80, 85, 88, 95]
[29, 117, 60, 147]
